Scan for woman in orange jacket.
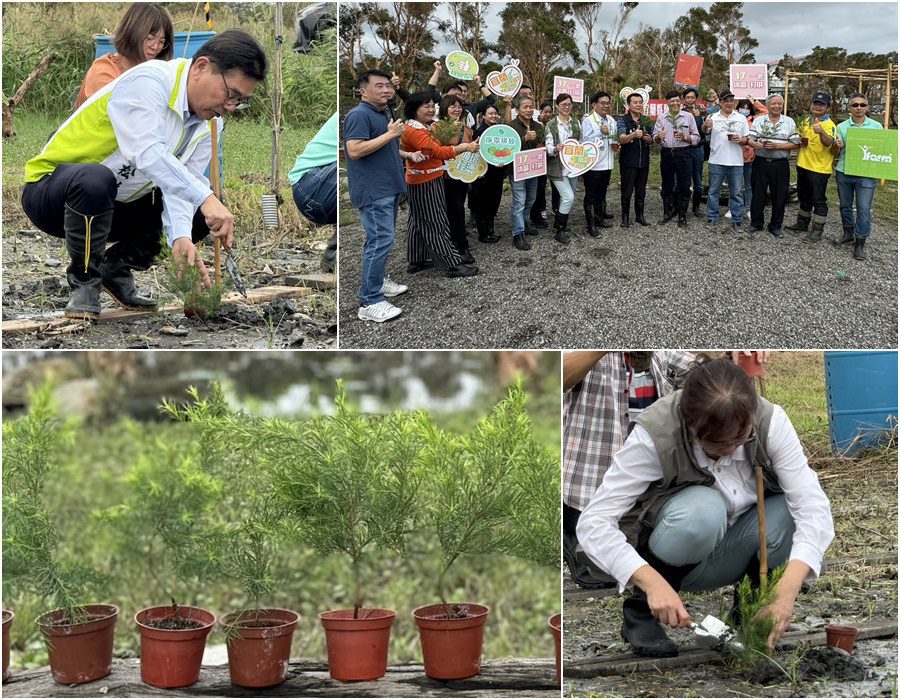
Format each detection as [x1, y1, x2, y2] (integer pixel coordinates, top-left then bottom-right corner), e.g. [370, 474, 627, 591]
[400, 91, 480, 278]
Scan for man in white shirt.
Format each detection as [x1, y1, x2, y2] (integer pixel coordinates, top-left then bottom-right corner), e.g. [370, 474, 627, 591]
[22, 30, 266, 320]
[577, 357, 834, 658]
[701, 90, 750, 230]
[580, 91, 618, 237]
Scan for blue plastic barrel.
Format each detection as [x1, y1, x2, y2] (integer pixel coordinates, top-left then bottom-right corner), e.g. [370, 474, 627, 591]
[824, 350, 898, 456]
[93, 31, 216, 60]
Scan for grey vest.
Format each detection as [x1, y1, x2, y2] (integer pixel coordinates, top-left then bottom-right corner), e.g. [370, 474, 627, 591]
[618, 390, 781, 548]
[546, 117, 582, 180]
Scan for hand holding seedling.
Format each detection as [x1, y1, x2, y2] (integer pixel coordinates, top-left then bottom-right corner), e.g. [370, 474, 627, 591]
[758, 560, 811, 648]
[200, 194, 234, 250]
[172, 238, 211, 288]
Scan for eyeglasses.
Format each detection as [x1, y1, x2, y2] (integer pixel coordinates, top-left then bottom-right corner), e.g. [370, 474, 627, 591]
[218, 70, 251, 108]
[144, 34, 169, 50]
[850, 103, 868, 108]
[697, 428, 757, 453]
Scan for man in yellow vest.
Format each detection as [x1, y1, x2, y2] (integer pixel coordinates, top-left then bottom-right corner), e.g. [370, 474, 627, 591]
[22, 30, 267, 320]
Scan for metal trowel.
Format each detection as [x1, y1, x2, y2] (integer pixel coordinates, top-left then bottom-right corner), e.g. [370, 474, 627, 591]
[691, 614, 745, 654]
[224, 251, 248, 298]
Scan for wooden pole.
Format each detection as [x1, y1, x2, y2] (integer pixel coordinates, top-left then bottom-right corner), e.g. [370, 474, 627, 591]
[271, 2, 283, 196]
[209, 118, 222, 286]
[783, 70, 790, 115]
[756, 466, 768, 591]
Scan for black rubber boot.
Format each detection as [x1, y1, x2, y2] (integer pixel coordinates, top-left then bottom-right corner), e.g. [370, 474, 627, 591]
[513, 234, 532, 251]
[524, 220, 539, 236]
[563, 532, 616, 589]
[692, 189, 702, 217]
[621, 209, 631, 228]
[658, 196, 675, 224]
[602, 199, 614, 219]
[621, 590, 680, 657]
[597, 202, 613, 229]
[100, 245, 159, 312]
[635, 203, 650, 227]
[853, 237, 868, 261]
[64, 207, 113, 320]
[835, 225, 854, 246]
[321, 232, 337, 273]
[786, 210, 811, 233]
[677, 202, 688, 228]
[477, 217, 499, 244]
[584, 204, 597, 238]
[803, 214, 825, 243]
[554, 213, 571, 244]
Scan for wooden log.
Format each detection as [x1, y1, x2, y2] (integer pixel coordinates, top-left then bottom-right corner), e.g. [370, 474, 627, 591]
[2, 658, 559, 698]
[280, 272, 336, 290]
[3, 53, 58, 138]
[564, 618, 897, 678]
[2, 286, 311, 337]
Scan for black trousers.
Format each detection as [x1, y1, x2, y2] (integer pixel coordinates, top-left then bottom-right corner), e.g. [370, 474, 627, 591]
[470, 165, 505, 222]
[750, 158, 790, 230]
[796, 165, 830, 217]
[582, 169, 612, 213]
[530, 174, 547, 221]
[443, 176, 470, 252]
[620, 165, 649, 212]
[660, 148, 693, 209]
[22, 163, 210, 269]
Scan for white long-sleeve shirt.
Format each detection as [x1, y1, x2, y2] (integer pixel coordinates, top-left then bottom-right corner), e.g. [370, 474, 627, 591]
[581, 111, 618, 171]
[577, 404, 834, 592]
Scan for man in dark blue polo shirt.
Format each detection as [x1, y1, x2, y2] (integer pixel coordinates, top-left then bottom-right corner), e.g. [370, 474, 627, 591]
[344, 70, 422, 323]
[616, 93, 653, 228]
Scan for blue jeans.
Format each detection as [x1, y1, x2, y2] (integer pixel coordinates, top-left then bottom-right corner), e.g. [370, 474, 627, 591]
[509, 176, 538, 236]
[707, 163, 745, 223]
[552, 175, 579, 215]
[358, 194, 399, 306]
[689, 146, 704, 193]
[836, 170, 877, 238]
[743, 161, 753, 215]
[648, 486, 795, 592]
[292, 161, 337, 226]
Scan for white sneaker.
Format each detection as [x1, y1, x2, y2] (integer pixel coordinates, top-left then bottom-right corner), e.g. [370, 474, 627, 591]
[358, 300, 402, 323]
[725, 210, 732, 219]
[380, 275, 408, 298]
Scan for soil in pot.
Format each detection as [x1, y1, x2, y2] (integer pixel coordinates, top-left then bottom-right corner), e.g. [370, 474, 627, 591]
[549, 613, 561, 683]
[3, 610, 13, 682]
[38, 604, 118, 685]
[222, 608, 299, 688]
[135, 605, 216, 688]
[412, 603, 489, 680]
[320, 608, 396, 682]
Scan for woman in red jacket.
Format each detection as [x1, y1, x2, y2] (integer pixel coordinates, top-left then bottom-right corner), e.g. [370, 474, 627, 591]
[400, 92, 480, 278]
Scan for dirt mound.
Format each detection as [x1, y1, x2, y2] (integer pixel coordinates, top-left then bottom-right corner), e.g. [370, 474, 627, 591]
[751, 646, 868, 685]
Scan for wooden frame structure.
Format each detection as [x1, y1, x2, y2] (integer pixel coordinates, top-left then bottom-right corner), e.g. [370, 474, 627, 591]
[783, 64, 894, 131]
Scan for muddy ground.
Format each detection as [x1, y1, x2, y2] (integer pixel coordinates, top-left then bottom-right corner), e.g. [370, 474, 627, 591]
[337, 179, 897, 349]
[563, 456, 898, 697]
[2, 226, 336, 349]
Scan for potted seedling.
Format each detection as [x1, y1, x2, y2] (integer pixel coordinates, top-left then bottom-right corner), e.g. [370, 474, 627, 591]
[2, 384, 116, 685]
[2, 610, 13, 682]
[432, 117, 465, 146]
[95, 434, 222, 688]
[796, 115, 811, 147]
[163, 387, 298, 689]
[267, 383, 425, 681]
[159, 248, 224, 319]
[412, 384, 536, 680]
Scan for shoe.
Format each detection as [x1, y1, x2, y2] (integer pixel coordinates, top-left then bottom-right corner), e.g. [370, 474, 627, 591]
[584, 204, 596, 238]
[658, 196, 675, 224]
[746, 225, 764, 234]
[785, 212, 811, 232]
[358, 300, 402, 322]
[692, 189, 702, 217]
[770, 228, 785, 239]
[677, 208, 688, 228]
[553, 213, 570, 244]
[705, 219, 720, 232]
[477, 218, 501, 244]
[634, 205, 650, 226]
[853, 237, 868, 260]
[64, 207, 114, 320]
[100, 242, 159, 312]
[803, 216, 825, 243]
[563, 532, 616, 589]
[731, 223, 744, 232]
[513, 234, 532, 251]
[835, 226, 855, 246]
[597, 203, 613, 229]
[380, 275, 408, 297]
[621, 591, 679, 657]
[446, 263, 479, 278]
[524, 220, 539, 236]
[406, 260, 434, 274]
[725, 210, 732, 219]
[531, 216, 549, 229]
[460, 249, 476, 265]
[621, 211, 631, 228]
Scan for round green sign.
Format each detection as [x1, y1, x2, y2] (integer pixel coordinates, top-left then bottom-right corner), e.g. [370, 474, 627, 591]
[478, 125, 522, 167]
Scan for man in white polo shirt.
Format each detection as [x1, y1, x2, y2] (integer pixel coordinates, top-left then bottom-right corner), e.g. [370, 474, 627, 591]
[581, 91, 618, 237]
[702, 90, 750, 230]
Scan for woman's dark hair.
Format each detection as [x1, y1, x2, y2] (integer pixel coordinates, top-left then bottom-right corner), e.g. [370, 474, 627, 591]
[539, 101, 552, 112]
[194, 29, 268, 82]
[403, 91, 434, 120]
[736, 98, 756, 116]
[113, 3, 174, 64]
[439, 93, 465, 119]
[555, 92, 573, 106]
[679, 356, 757, 443]
[681, 87, 698, 99]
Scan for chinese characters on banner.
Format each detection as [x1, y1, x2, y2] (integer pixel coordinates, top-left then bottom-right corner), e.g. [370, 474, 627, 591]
[512, 148, 547, 181]
[730, 64, 768, 100]
[553, 76, 585, 103]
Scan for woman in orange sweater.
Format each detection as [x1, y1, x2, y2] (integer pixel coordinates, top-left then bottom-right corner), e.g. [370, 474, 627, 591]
[400, 91, 480, 278]
[74, 3, 174, 109]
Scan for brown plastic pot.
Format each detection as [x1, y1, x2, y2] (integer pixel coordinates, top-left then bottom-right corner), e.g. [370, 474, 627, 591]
[825, 624, 859, 653]
[737, 352, 766, 378]
[319, 608, 395, 682]
[38, 604, 118, 685]
[3, 610, 13, 682]
[549, 613, 561, 683]
[222, 608, 299, 688]
[412, 603, 489, 680]
[135, 605, 216, 688]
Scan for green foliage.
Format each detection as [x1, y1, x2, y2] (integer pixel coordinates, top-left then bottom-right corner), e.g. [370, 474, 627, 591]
[159, 251, 224, 318]
[432, 117, 463, 146]
[2, 384, 98, 622]
[731, 564, 786, 663]
[280, 28, 338, 128]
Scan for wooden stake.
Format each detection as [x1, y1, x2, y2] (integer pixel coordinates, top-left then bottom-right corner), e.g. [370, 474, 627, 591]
[756, 465, 768, 591]
[209, 118, 222, 286]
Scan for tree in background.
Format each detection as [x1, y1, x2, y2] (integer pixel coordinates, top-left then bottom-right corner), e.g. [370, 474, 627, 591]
[573, 2, 638, 95]
[365, 2, 440, 89]
[495, 2, 580, 102]
[441, 2, 491, 64]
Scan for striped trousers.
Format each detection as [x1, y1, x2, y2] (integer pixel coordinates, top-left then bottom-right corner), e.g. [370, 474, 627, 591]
[406, 176, 463, 269]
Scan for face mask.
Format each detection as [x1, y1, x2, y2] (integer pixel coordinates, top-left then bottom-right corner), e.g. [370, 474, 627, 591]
[738, 109, 750, 117]
[706, 105, 716, 114]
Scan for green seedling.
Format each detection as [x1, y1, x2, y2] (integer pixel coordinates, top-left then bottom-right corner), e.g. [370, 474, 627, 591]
[432, 117, 465, 146]
[730, 564, 786, 664]
[157, 246, 224, 318]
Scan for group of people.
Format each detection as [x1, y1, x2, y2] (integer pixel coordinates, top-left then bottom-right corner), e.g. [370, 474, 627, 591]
[21, 3, 336, 322]
[563, 351, 834, 657]
[345, 65, 883, 323]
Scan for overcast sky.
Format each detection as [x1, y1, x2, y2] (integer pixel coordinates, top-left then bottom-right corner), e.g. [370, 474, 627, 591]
[374, 1, 898, 65]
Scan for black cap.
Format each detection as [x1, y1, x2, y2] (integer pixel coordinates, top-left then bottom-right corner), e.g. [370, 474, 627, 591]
[811, 91, 832, 106]
[718, 90, 735, 101]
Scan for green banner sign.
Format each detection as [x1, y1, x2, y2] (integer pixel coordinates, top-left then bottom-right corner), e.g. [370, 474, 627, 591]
[844, 128, 898, 180]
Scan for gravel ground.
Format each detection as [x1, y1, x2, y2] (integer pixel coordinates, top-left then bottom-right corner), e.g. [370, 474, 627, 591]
[338, 181, 897, 349]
